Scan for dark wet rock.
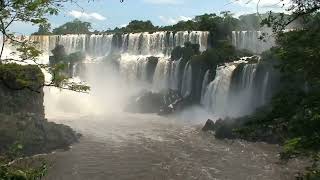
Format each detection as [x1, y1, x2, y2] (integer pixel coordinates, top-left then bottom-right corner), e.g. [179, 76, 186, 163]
[125, 89, 188, 115]
[0, 64, 80, 156]
[246, 55, 260, 64]
[158, 89, 183, 115]
[202, 119, 215, 131]
[214, 118, 238, 139]
[202, 118, 243, 139]
[202, 118, 238, 139]
[203, 116, 281, 144]
[125, 91, 163, 113]
[145, 56, 159, 83]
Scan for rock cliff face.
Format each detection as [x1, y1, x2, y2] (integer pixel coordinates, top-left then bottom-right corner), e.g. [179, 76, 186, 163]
[0, 64, 44, 117]
[0, 64, 79, 156]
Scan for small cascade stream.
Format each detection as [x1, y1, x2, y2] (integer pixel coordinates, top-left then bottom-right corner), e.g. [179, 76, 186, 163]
[200, 70, 211, 104]
[200, 57, 275, 118]
[202, 61, 241, 117]
[152, 57, 171, 91]
[180, 62, 193, 98]
[232, 31, 275, 54]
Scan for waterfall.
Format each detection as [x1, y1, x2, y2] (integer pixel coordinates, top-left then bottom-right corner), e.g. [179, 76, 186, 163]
[200, 70, 210, 104]
[87, 34, 113, 56]
[261, 72, 269, 105]
[27, 32, 209, 91]
[56, 34, 87, 54]
[168, 58, 181, 90]
[227, 63, 258, 117]
[29, 35, 50, 53]
[72, 63, 78, 77]
[201, 57, 276, 118]
[232, 31, 275, 54]
[4, 31, 280, 118]
[202, 62, 239, 117]
[181, 62, 192, 98]
[152, 57, 171, 91]
[118, 54, 142, 82]
[30, 31, 209, 57]
[136, 57, 149, 81]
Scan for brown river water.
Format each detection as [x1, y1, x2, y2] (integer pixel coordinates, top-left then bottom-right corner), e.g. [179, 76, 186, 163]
[40, 113, 304, 180]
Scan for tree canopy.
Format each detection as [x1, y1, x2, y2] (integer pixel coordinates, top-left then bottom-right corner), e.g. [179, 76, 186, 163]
[32, 23, 52, 35]
[53, 19, 92, 35]
[0, 0, 90, 93]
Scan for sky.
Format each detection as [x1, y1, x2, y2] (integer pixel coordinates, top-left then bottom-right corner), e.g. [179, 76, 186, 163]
[9, 0, 288, 35]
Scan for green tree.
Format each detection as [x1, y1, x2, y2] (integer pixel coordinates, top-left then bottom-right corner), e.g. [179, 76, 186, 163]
[234, 8, 320, 178]
[53, 19, 92, 35]
[0, 0, 62, 61]
[260, 0, 320, 32]
[32, 23, 52, 35]
[0, 0, 90, 92]
[238, 13, 261, 30]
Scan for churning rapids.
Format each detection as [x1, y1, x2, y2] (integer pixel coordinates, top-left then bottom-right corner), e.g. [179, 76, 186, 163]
[42, 114, 303, 180]
[4, 31, 304, 179]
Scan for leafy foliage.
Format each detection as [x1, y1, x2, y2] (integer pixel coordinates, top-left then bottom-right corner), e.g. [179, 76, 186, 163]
[0, 64, 44, 91]
[106, 12, 241, 41]
[0, 0, 90, 93]
[190, 41, 251, 69]
[32, 23, 52, 35]
[52, 19, 92, 35]
[229, 19, 320, 178]
[261, 0, 320, 33]
[0, 159, 47, 180]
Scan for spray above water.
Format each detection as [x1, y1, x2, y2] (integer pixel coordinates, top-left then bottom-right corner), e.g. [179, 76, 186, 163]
[39, 31, 210, 118]
[7, 30, 276, 121]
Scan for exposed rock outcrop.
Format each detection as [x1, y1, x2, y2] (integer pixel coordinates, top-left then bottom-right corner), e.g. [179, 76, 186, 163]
[0, 64, 80, 156]
[125, 89, 189, 115]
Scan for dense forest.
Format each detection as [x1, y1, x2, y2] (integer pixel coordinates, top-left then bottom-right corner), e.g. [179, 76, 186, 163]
[32, 12, 287, 39]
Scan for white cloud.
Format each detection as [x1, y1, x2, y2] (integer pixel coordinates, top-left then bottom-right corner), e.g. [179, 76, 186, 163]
[120, 24, 128, 28]
[143, 0, 183, 5]
[69, 10, 106, 21]
[159, 16, 192, 25]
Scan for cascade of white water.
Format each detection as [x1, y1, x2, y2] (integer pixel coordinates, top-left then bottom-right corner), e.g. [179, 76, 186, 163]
[261, 71, 270, 105]
[241, 64, 257, 89]
[202, 63, 238, 117]
[29, 35, 50, 52]
[227, 63, 258, 117]
[36, 31, 208, 62]
[55, 34, 87, 54]
[87, 34, 113, 56]
[23, 31, 209, 96]
[120, 31, 209, 56]
[232, 31, 275, 54]
[181, 62, 192, 98]
[200, 70, 210, 104]
[126, 33, 142, 55]
[202, 59, 253, 117]
[168, 58, 181, 90]
[136, 57, 149, 81]
[152, 57, 171, 91]
[118, 54, 142, 82]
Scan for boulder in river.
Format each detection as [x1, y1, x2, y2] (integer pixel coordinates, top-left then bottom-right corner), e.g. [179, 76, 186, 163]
[202, 118, 240, 139]
[125, 89, 187, 115]
[202, 119, 215, 131]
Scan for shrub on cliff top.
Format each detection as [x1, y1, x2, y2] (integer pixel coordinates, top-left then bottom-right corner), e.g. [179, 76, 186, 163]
[0, 64, 44, 92]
